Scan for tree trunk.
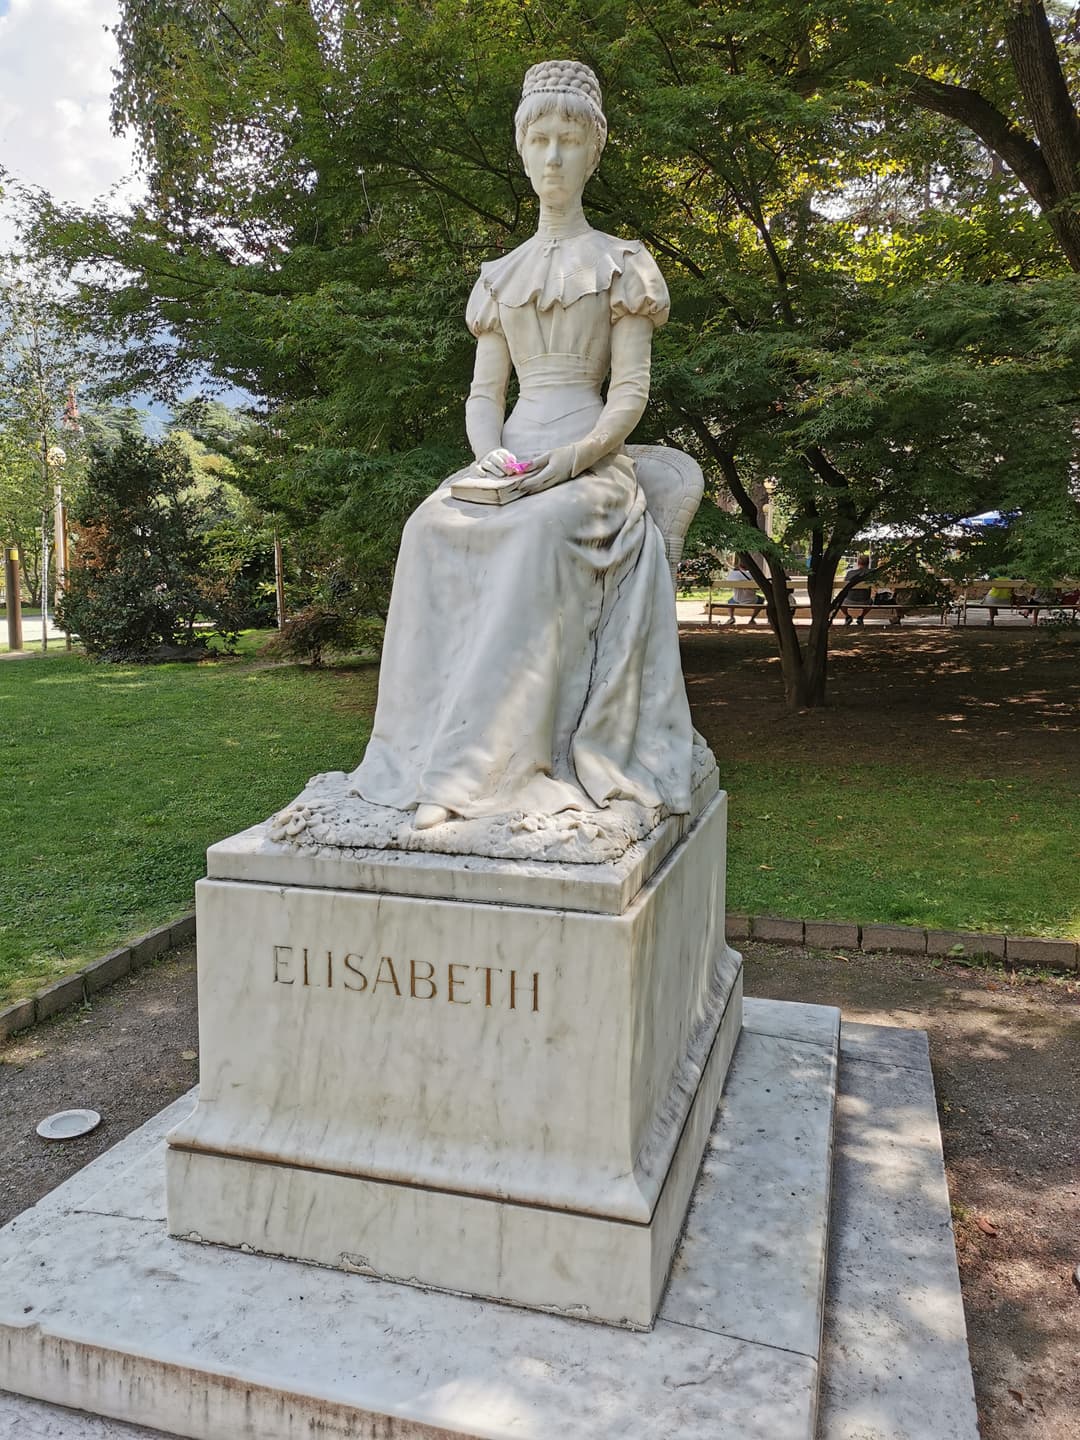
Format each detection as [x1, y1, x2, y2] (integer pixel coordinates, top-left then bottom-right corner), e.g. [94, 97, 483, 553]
[274, 531, 286, 628]
[39, 512, 49, 652]
[762, 558, 814, 709]
[904, 3, 1080, 271]
[773, 602, 810, 708]
[1004, 0, 1080, 269]
[698, 436, 846, 710]
[760, 555, 844, 710]
[804, 558, 842, 707]
[1005, 2, 1080, 197]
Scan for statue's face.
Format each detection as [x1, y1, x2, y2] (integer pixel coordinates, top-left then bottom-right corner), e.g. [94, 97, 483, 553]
[522, 112, 594, 206]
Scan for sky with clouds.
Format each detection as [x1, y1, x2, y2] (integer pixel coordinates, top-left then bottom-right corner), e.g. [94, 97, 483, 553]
[0, 0, 138, 242]
[0, 0, 251, 410]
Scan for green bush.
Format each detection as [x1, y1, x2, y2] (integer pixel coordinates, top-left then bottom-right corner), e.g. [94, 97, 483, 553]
[59, 435, 214, 660]
[259, 606, 384, 666]
[259, 606, 358, 666]
[57, 433, 275, 660]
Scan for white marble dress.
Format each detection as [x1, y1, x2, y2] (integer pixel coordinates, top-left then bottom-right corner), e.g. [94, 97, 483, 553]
[348, 228, 694, 821]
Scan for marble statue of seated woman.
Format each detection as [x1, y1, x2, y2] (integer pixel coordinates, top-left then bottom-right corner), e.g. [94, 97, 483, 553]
[275, 61, 710, 857]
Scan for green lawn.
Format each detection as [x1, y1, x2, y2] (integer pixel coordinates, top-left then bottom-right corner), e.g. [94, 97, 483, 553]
[723, 762, 1080, 940]
[1, 638, 376, 1004]
[2, 631, 1076, 1006]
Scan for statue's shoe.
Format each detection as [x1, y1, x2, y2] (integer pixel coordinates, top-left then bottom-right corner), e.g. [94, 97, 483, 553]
[413, 804, 455, 830]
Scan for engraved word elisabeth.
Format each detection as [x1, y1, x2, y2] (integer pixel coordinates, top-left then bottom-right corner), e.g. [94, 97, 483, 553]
[271, 945, 541, 1012]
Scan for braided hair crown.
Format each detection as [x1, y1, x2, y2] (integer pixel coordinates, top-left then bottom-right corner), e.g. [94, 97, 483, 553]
[515, 60, 608, 169]
[521, 60, 603, 114]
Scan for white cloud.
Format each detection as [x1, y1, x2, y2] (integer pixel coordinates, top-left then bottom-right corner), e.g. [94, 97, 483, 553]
[0, 1, 254, 408]
[0, 0, 140, 239]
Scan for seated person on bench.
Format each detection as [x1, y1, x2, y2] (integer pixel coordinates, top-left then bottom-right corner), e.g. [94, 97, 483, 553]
[984, 577, 1014, 625]
[724, 560, 764, 625]
[841, 555, 873, 626]
[1018, 586, 1054, 620]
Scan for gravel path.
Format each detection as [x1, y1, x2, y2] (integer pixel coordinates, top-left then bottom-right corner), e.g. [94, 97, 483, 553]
[1, 940, 1076, 1439]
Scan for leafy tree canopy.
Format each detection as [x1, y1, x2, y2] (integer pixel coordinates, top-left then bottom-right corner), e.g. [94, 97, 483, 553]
[24, 0, 1080, 704]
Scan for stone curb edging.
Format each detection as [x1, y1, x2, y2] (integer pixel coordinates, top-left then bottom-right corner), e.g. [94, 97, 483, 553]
[0, 914, 196, 1043]
[727, 914, 1079, 973]
[4, 906, 1074, 1044]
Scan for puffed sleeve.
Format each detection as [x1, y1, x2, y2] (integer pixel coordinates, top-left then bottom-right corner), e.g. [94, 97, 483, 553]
[610, 244, 670, 327]
[465, 273, 502, 337]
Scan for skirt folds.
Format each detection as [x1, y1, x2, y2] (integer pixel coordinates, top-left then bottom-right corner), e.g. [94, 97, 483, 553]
[349, 453, 694, 819]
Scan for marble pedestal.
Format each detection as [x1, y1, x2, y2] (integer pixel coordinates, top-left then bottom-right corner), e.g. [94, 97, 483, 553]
[165, 781, 742, 1329]
[0, 1007, 982, 1440]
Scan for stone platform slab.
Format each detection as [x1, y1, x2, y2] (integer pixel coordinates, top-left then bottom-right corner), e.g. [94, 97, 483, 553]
[0, 1005, 980, 1440]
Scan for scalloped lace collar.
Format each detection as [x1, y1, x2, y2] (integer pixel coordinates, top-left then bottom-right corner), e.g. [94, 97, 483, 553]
[479, 229, 641, 312]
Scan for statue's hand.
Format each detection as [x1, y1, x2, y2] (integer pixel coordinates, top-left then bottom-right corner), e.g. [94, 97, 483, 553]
[517, 446, 576, 494]
[475, 448, 519, 477]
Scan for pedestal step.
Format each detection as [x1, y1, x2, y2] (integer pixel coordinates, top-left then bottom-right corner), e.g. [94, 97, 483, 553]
[0, 1004, 980, 1440]
[0, 1001, 832, 1439]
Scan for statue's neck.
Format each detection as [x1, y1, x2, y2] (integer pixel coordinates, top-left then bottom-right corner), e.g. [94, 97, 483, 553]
[536, 201, 589, 241]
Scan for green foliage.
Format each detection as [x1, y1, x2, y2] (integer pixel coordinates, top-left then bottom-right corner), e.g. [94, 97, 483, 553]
[0, 426, 39, 572]
[0, 254, 93, 605]
[164, 409, 280, 630]
[169, 398, 252, 453]
[79, 403, 147, 452]
[200, 505, 278, 633]
[259, 605, 359, 667]
[21, 0, 1080, 702]
[58, 434, 211, 659]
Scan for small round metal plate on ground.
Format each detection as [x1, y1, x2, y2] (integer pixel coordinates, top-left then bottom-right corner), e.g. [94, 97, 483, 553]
[36, 1109, 101, 1141]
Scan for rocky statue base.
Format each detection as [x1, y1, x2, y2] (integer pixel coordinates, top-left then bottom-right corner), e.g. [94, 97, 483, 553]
[164, 764, 741, 1329]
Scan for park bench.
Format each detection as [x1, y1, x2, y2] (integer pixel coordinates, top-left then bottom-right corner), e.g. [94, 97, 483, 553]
[704, 600, 767, 623]
[702, 599, 944, 626]
[951, 580, 1080, 625]
[833, 602, 945, 626]
[960, 601, 1080, 624]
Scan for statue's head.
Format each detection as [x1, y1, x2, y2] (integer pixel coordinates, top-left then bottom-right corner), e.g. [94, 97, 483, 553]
[515, 60, 607, 202]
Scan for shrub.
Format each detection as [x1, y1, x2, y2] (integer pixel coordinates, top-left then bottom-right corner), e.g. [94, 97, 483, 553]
[1040, 607, 1080, 637]
[59, 435, 211, 660]
[259, 607, 358, 667]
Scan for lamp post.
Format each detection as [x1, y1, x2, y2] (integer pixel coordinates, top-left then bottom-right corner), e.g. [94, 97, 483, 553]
[49, 445, 70, 650]
[39, 444, 67, 652]
[4, 546, 23, 652]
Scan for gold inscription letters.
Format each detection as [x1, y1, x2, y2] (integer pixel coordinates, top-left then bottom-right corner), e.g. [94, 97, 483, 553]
[271, 946, 540, 1012]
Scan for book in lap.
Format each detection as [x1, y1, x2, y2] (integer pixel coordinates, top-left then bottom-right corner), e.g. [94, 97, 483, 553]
[449, 472, 529, 505]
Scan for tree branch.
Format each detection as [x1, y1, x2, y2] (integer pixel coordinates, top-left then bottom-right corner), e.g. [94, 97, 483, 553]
[209, 2, 258, 57]
[900, 70, 1057, 212]
[681, 412, 762, 531]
